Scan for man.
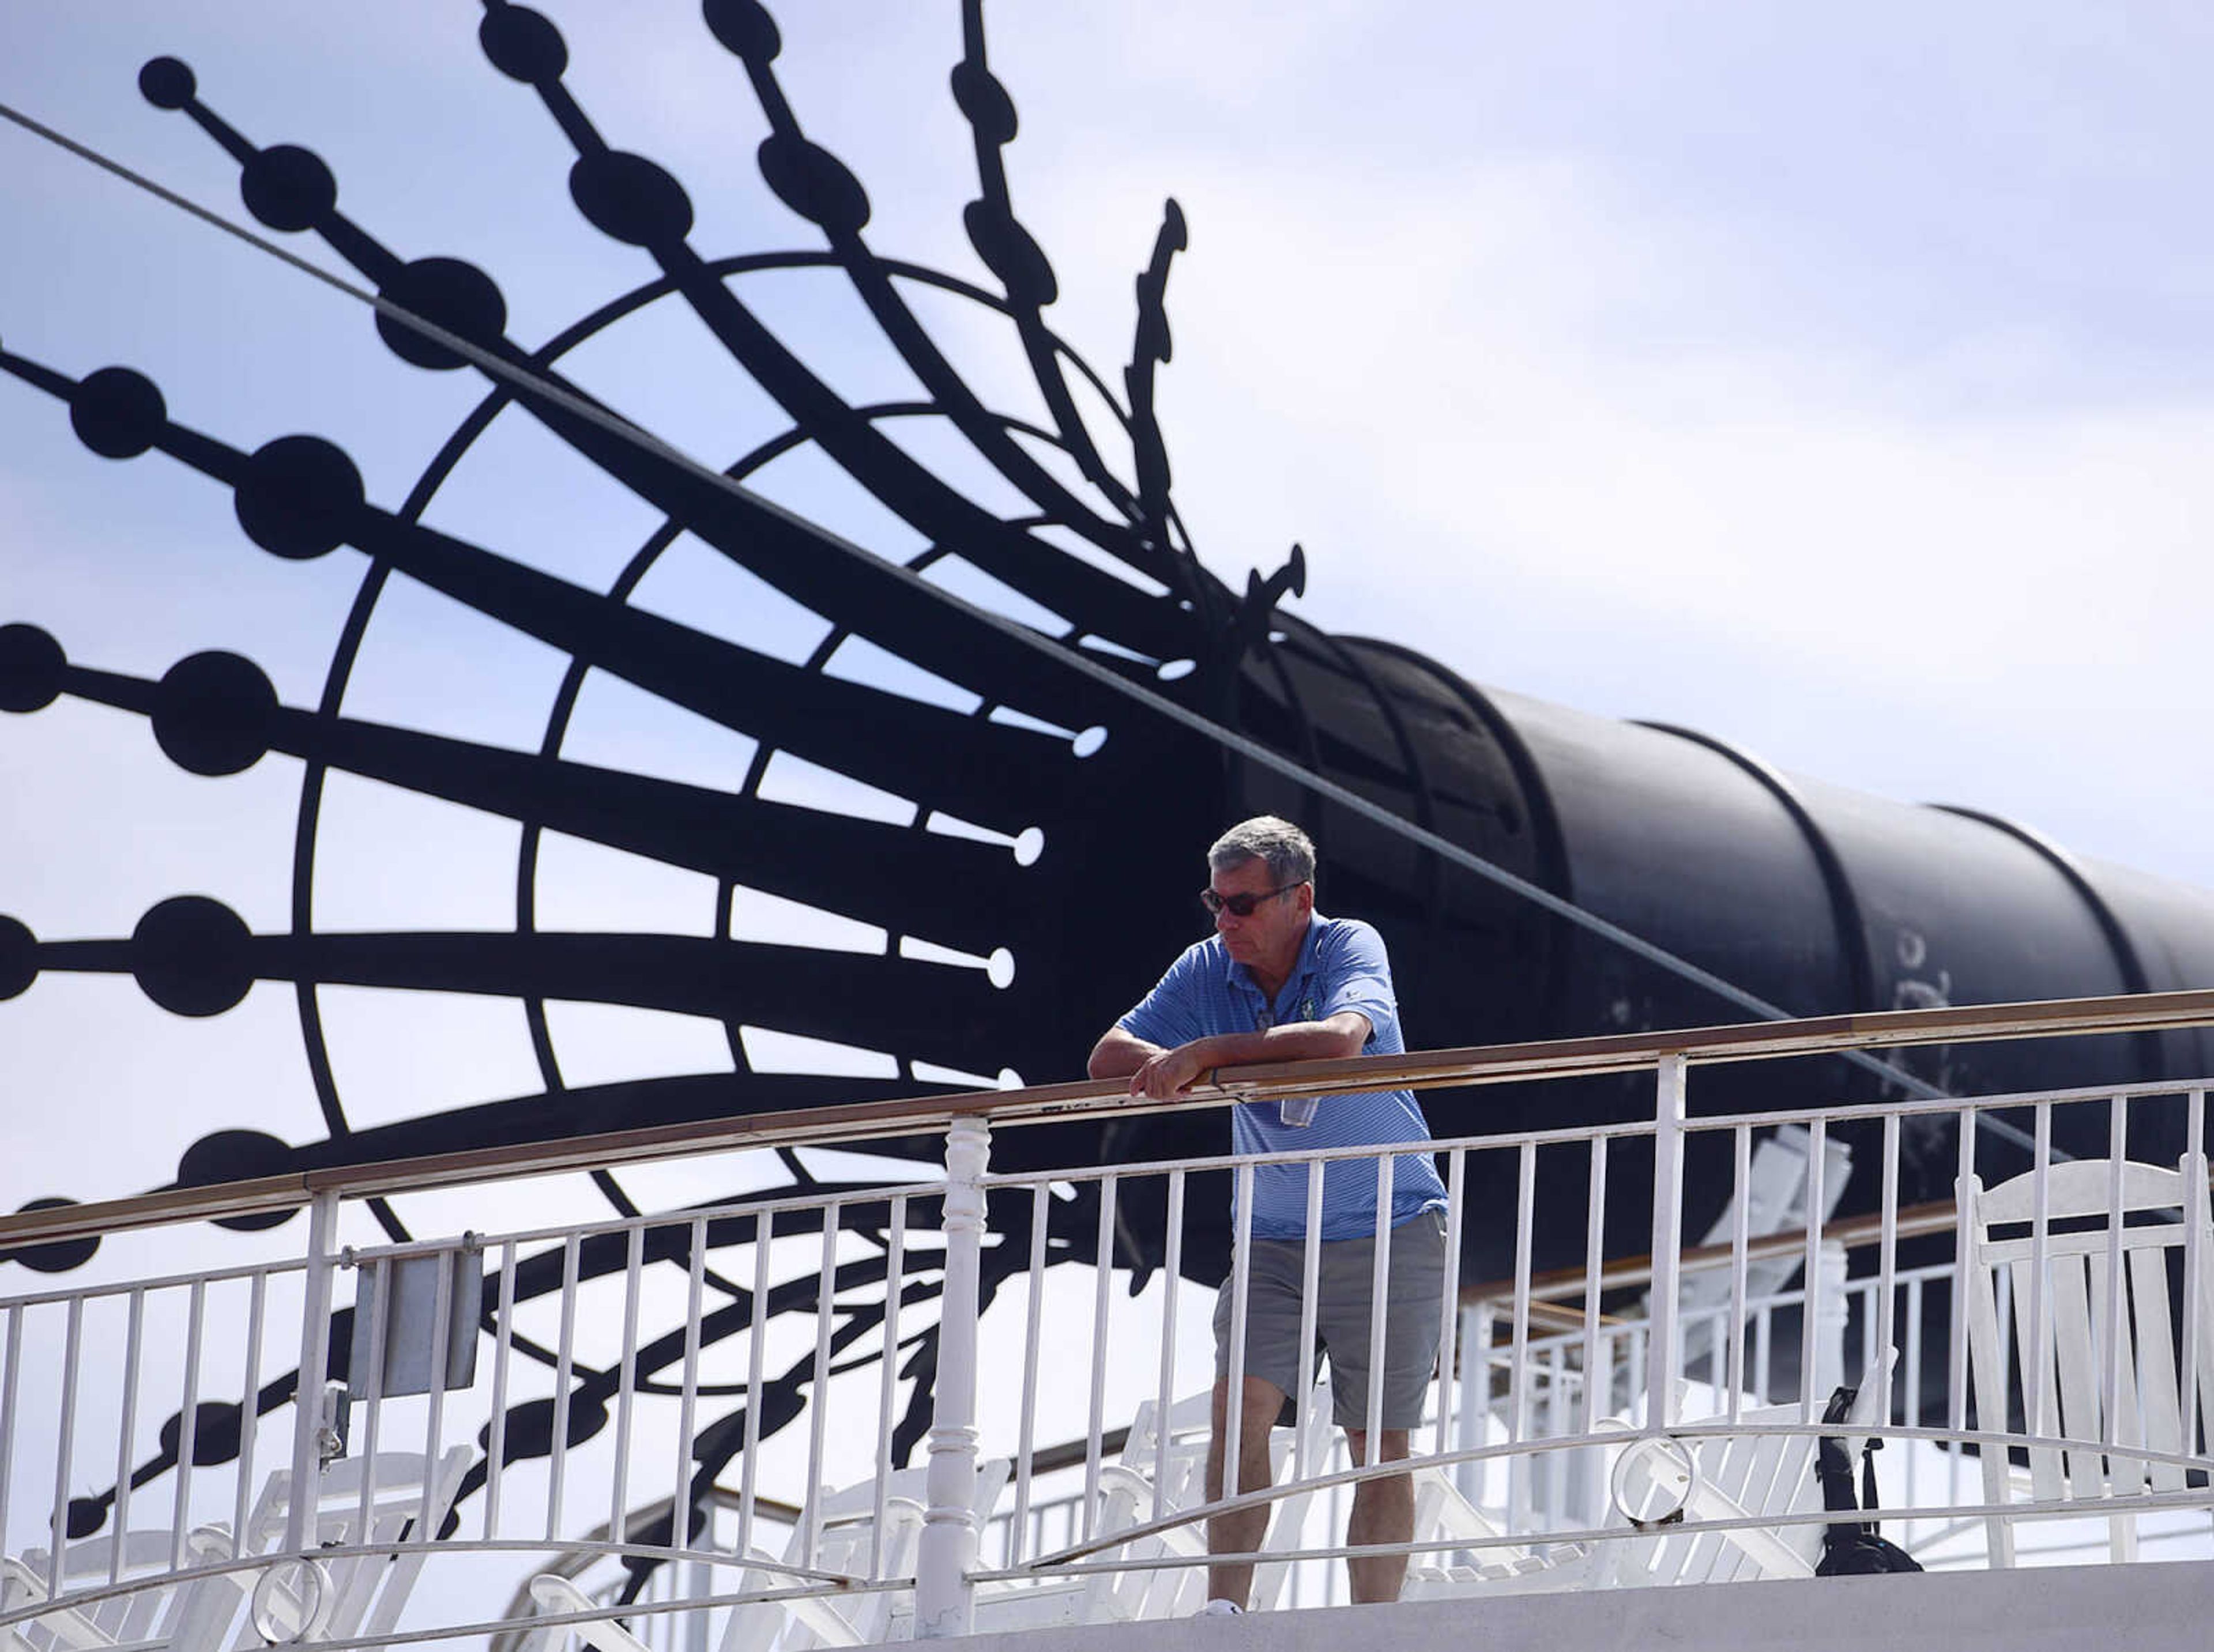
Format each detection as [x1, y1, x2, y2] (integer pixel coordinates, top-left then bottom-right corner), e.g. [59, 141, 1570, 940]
[1087, 816, 1449, 1610]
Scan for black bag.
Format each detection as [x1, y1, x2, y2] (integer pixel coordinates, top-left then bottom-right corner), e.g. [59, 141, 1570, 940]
[1813, 1383, 1923, 1575]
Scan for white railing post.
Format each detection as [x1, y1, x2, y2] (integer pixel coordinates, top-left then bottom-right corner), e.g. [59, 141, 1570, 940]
[915, 1115, 991, 1640]
[1813, 1240, 1850, 1400]
[284, 1190, 341, 1553]
[1646, 1055, 1688, 1430]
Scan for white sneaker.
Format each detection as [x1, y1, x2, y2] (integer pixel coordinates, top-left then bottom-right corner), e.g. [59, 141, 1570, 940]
[1195, 1599, 1244, 1617]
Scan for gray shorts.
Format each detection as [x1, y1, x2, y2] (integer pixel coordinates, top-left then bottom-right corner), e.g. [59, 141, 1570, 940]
[1212, 1208, 1448, 1431]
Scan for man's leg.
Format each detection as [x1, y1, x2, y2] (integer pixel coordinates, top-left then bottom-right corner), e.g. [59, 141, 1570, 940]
[1341, 1426, 1414, 1604]
[1204, 1374, 1287, 1609]
[1314, 1206, 1447, 1608]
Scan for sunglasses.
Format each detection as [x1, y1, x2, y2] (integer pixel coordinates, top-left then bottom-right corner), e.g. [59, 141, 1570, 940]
[1199, 881, 1306, 918]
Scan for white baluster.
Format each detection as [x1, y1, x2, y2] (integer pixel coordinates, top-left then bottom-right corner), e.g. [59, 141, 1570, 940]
[915, 1115, 992, 1639]
[1646, 1055, 1688, 1431]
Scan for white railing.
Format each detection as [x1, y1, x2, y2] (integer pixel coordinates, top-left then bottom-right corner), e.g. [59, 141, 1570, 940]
[2, 989, 2213, 1650]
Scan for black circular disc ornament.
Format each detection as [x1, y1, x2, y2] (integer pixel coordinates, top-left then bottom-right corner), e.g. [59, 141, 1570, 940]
[757, 135, 869, 235]
[9, 1198, 99, 1274]
[378, 257, 510, 371]
[0, 624, 65, 712]
[131, 896, 255, 1018]
[962, 200, 1056, 307]
[69, 367, 167, 459]
[178, 1130, 301, 1231]
[239, 144, 338, 232]
[479, 5, 569, 84]
[152, 652, 279, 777]
[0, 914, 36, 1000]
[568, 151, 695, 246]
[137, 56, 195, 109]
[702, 0, 781, 65]
[233, 435, 364, 560]
[948, 62, 1018, 146]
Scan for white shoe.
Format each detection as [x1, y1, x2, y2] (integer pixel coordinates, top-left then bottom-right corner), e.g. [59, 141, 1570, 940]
[1195, 1599, 1244, 1617]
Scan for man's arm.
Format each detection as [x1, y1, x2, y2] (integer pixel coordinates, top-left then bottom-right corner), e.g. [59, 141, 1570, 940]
[1087, 1025, 1167, 1080]
[1124, 1011, 1371, 1100]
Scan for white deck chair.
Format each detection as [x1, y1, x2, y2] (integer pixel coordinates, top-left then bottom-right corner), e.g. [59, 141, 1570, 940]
[1650, 1123, 1854, 1388]
[959, 1466, 1165, 1632]
[525, 1576, 650, 1652]
[717, 1458, 1008, 1652]
[1129, 1373, 1334, 1616]
[236, 1446, 472, 1643]
[528, 1544, 842, 1652]
[1962, 1157, 2214, 1566]
[1399, 1465, 1596, 1597]
[1101, 1376, 1219, 1613]
[1597, 1347, 1895, 1587]
[1098, 1391, 1236, 1621]
[2, 1527, 243, 1652]
[1117, 1386, 1215, 1470]
[963, 1375, 1334, 1628]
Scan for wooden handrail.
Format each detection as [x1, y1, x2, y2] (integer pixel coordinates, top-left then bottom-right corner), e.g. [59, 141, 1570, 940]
[4, 987, 2211, 1251]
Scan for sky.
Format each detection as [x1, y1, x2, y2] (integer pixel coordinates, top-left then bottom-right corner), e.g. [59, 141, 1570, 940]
[3, 0, 2213, 1590]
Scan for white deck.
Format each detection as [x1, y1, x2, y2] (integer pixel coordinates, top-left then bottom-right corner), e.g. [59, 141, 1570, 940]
[942, 1560, 2214, 1652]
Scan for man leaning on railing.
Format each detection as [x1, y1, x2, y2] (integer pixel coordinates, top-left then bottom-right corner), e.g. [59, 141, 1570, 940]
[1087, 815, 1450, 1612]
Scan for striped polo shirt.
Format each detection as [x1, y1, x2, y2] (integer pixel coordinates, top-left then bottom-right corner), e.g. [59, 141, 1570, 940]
[1116, 912, 1448, 1242]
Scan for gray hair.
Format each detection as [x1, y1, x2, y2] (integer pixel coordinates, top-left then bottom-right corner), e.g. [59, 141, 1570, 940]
[1207, 816, 1316, 888]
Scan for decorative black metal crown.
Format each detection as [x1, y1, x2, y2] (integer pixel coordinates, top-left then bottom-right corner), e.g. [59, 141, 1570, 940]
[0, 0, 1299, 1558]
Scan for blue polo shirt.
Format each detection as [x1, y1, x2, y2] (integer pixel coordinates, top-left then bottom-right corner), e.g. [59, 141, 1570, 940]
[1116, 913, 1448, 1241]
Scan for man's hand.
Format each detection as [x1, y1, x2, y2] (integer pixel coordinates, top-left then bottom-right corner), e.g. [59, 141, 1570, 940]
[1090, 1014, 1370, 1100]
[1128, 1042, 1211, 1100]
